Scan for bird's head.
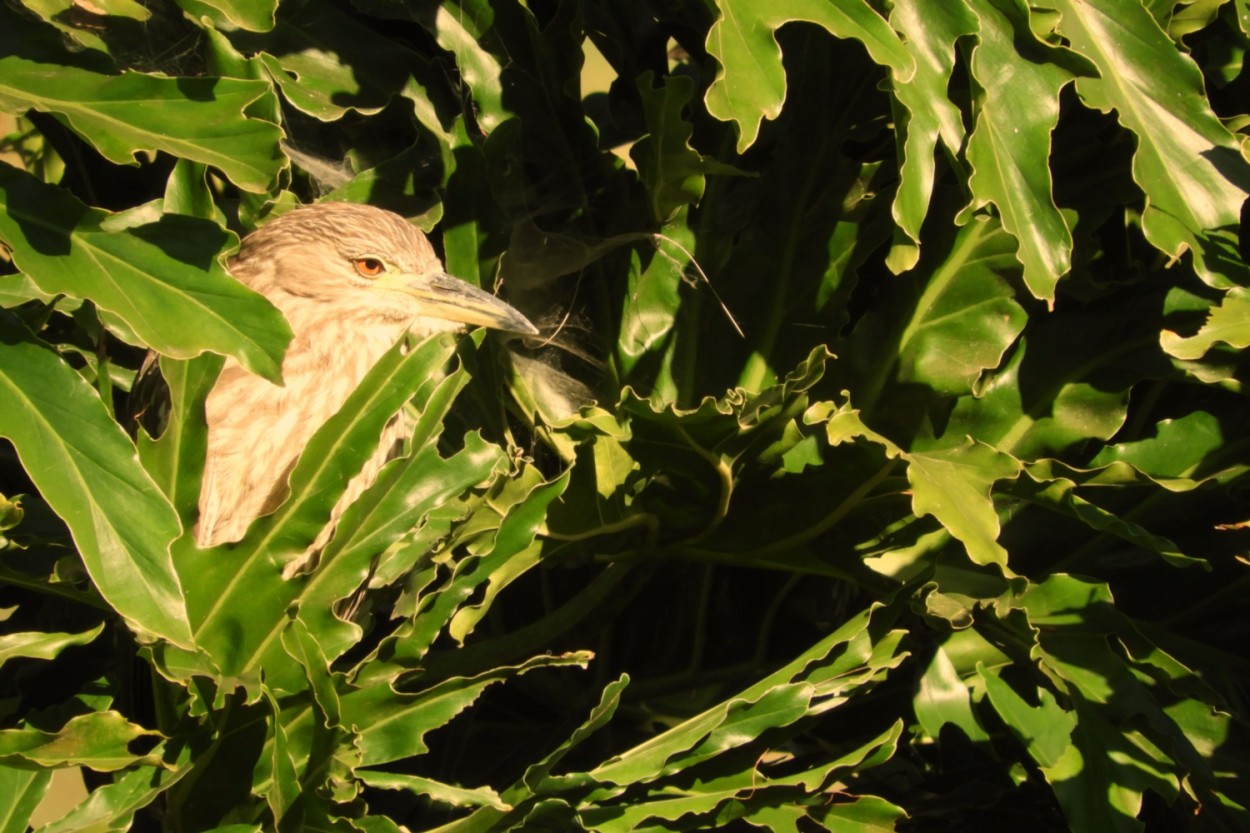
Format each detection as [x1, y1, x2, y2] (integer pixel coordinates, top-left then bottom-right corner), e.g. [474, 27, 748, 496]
[229, 202, 537, 337]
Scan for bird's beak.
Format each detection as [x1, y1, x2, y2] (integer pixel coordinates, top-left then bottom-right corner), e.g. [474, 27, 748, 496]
[378, 271, 538, 336]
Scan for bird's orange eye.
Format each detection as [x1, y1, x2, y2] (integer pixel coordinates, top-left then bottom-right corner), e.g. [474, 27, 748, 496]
[353, 257, 385, 278]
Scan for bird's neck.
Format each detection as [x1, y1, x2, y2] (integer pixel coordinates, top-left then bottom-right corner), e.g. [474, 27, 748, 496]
[273, 294, 411, 390]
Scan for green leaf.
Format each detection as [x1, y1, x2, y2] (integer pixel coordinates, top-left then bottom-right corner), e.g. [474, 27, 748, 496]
[1044, 700, 1179, 833]
[414, 1, 507, 133]
[850, 216, 1028, 422]
[1013, 471, 1202, 569]
[0, 624, 103, 669]
[446, 475, 568, 645]
[369, 465, 570, 671]
[978, 663, 1075, 768]
[356, 771, 508, 811]
[1089, 411, 1223, 479]
[617, 224, 686, 384]
[261, 687, 301, 832]
[135, 354, 223, 529]
[39, 756, 190, 833]
[238, 0, 429, 122]
[631, 72, 745, 223]
[914, 641, 990, 742]
[0, 767, 50, 833]
[1043, 0, 1250, 284]
[705, 0, 914, 152]
[589, 605, 907, 789]
[520, 676, 630, 795]
[1161, 286, 1250, 360]
[0, 34, 283, 192]
[905, 439, 1022, 567]
[175, 0, 277, 32]
[886, 0, 976, 272]
[343, 652, 592, 767]
[0, 313, 193, 646]
[934, 297, 1169, 459]
[0, 165, 291, 382]
[0, 712, 163, 771]
[961, 0, 1089, 303]
[813, 794, 908, 831]
[899, 219, 1029, 395]
[297, 432, 507, 666]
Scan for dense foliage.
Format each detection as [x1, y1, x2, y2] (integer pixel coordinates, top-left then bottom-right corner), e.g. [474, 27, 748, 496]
[2, 0, 1249, 830]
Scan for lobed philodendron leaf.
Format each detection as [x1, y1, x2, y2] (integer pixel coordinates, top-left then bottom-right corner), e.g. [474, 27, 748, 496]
[300, 433, 509, 666]
[807, 391, 1024, 571]
[235, 0, 432, 122]
[0, 38, 283, 193]
[915, 641, 990, 742]
[341, 652, 593, 767]
[588, 604, 906, 793]
[0, 712, 164, 771]
[15, 0, 149, 54]
[631, 73, 746, 224]
[705, 0, 914, 153]
[1046, 703, 1180, 833]
[996, 574, 1227, 831]
[1013, 467, 1203, 569]
[886, 0, 977, 273]
[136, 354, 224, 529]
[175, 0, 278, 33]
[1161, 286, 1250, 361]
[0, 165, 292, 382]
[421, 2, 507, 134]
[574, 722, 904, 832]
[386, 466, 570, 660]
[0, 624, 103, 669]
[1042, 0, 1250, 285]
[891, 217, 1028, 396]
[356, 771, 509, 812]
[0, 313, 193, 647]
[1089, 410, 1224, 480]
[961, 0, 1091, 304]
[977, 662, 1075, 768]
[907, 440, 1022, 568]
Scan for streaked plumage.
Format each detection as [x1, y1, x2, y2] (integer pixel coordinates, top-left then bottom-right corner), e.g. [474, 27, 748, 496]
[196, 202, 535, 561]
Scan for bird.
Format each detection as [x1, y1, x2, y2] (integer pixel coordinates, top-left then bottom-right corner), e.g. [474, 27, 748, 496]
[194, 202, 537, 564]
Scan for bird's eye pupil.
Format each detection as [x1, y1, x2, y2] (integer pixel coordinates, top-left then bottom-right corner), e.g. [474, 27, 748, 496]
[354, 258, 384, 278]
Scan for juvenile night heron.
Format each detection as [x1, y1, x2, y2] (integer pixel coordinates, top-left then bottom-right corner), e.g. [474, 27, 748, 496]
[195, 202, 536, 557]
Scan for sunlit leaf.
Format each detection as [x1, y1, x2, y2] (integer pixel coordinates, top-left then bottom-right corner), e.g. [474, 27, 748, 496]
[0, 712, 163, 771]
[0, 624, 102, 669]
[0, 313, 192, 646]
[0, 165, 291, 382]
[1161, 286, 1250, 360]
[978, 663, 1075, 768]
[886, 0, 976, 272]
[705, 0, 913, 152]
[961, 0, 1090, 303]
[0, 766, 50, 833]
[915, 641, 990, 742]
[0, 22, 283, 192]
[906, 440, 1022, 567]
[1043, 0, 1250, 285]
[175, 0, 277, 33]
